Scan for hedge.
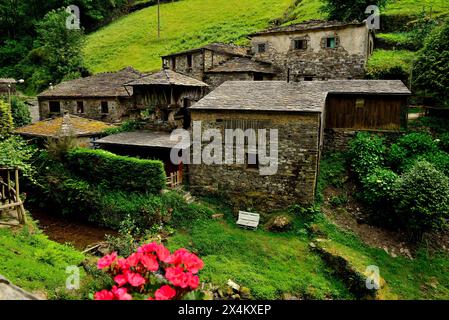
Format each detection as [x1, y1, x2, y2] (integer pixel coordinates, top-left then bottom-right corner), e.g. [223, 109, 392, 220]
[67, 148, 166, 194]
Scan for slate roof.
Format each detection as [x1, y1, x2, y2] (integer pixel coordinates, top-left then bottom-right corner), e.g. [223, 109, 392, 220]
[206, 57, 276, 74]
[38, 67, 143, 99]
[15, 114, 115, 138]
[162, 43, 249, 58]
[95, 131, 190, 149]
[0, 78, 16, 84]
[190, 80, 411, 113]
[126, 69, 208, 87]
[250, 20, 366, 36]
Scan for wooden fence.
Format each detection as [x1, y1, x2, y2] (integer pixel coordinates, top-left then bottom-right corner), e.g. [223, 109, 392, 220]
[166, 170, 183, 189]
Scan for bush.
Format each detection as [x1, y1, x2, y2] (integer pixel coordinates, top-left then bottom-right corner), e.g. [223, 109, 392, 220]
[438, 133, 449, 153]
[10, 96, 31, 128]
[349, 132, 386, 180]
[67, 148, 166, 194]
[394, 161, 449, 237]
[0, 99, 13, 138]
[360, 168, 399, 206]
[413, 20, 449, 107]
[387, 132, 438, 171]
[417, 151, 449, 176]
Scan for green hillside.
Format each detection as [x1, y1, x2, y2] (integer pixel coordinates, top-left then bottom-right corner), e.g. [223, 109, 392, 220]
[84, 0, 449, 74]
[84, 0, 292, 73]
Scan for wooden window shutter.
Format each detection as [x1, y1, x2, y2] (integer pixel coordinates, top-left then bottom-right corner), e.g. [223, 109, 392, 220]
[320, 37, 327, 48]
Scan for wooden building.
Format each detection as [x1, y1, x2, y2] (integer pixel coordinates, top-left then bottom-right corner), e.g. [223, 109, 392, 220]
[125, 69, 208, 131]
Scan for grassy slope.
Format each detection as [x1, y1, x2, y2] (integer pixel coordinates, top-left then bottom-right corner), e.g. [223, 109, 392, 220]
[167, 201, 352, 300]
[84, 0, 292, 73]
[0, 225, 85, 299]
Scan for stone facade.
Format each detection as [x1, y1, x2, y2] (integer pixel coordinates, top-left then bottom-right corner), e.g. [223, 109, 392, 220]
[251, 23, 374, 81]
[188, 110, 322, 211]
[203, 72, 274, 90]
[38, 97, 136, 123]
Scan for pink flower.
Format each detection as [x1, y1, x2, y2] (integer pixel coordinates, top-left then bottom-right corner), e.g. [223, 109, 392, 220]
[114, 274, 128, 287]
[126, 271, 146, 287]
[156, 245, 170, 261]
[165, 266, 188, 288]
[97, 252, 118, 270]
[182, 254, 204, 274]
[140, 254, 159, 272]
[94, 290, 115, 300]
[112, 286, 132, 300]
[187, 273, 200, 290]
[155, 285, 177, 300]
[138, 243, 159, 254]
[126, 253, 141, 268]
[117, 258, 130, 271]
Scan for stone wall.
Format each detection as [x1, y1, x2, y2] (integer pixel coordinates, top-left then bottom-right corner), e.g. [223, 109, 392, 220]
[188, 110, 322, 211]
[251, 24, 372, 80]
[38, 97, 135, 123]
[203, 72, 274, 90]
[323, 128, 404, 153]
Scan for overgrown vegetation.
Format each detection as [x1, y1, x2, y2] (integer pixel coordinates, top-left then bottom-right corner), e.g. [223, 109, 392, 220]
[320, 0, 387, 22]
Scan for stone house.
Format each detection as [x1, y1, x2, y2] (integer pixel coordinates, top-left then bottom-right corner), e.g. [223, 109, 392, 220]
[250, 20, 375, 81]
[37, 67, 144, 123]
[188, 80, 410, 210]
[0, 78, 16, 95]
[125, 69, 208, 131]
[161, 43, 277, 89]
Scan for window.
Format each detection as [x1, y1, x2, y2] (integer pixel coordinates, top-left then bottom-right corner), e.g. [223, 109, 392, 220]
[101, 101, 109, 114]
[247, 153, 259, 170]
[49, 101, 61, 113]
[171, 57, 176, 70]
[326, 37, 336, 48]
[355, 98, 365, 109]
[304, 76, 314, 81]
[254, 73, 264, 81]
[294, 39, 307, 50]
[257, 43, 266, 53]
[77, 101, 84, 114]
[187, 54, 193, 69]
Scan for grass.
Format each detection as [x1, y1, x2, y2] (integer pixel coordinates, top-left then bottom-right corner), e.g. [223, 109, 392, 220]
[84, 0, 293, 73]
[366, 49, 416, 79]
[376, 32, 412, 45]
[0, 224, 85, 299]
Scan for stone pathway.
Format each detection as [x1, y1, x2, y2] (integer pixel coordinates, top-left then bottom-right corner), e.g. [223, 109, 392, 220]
[0, 276, 40, 300]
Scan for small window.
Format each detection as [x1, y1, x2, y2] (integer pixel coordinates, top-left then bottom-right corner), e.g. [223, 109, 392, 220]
[187, 54, 193, 69]
[355, 98, 365, 109]
[304, 76, 314, 81]
[294, 39, 307, 50]
[326, 37, 336, 48]
[171, 57, 176, 70]
[49, 101, 61, 113]
[257, 43, 266, 53]
[77, 101, 84, 114]
[247, 153, 259, 170]
[254, 73, 264, 81]
[101, 101, 109, 114]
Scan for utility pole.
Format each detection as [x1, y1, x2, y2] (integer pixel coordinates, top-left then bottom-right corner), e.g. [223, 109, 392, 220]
[158, 0, 161, 38]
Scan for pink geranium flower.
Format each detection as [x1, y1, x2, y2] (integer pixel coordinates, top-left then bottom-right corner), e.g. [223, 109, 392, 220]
[155, 285, 177, 300]
[94, 290, 115, 300]
[112, 286, 132, 300]
[140, 254, 159, 272]
[126, 271, 146, 287]
[97, 252, 118, 270]
[114, 274, 128, 287]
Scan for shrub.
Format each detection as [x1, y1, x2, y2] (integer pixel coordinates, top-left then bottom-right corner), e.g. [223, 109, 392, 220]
[349, 132, 386, 180]
[0, 99, 14, 138]
[417, 151, 449, 176]
[0, 135, 36, 179]
[393, 161, 449, 237]
[94, 243, 204, 300]
[67, 148, 166, 194]
[360, 168, 399, 206]
[10, 96, 31, 128]
[413, 20, 449, 107]
[438, 133, 449, 153]
[387, 132, 438, 171]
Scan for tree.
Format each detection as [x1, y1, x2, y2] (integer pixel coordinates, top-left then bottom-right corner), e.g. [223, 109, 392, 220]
[35, 9, 86, 87]
[413, 20, 449, 107]
[321, 0, 387, 22]
[10, 96, 32, 128]
[0, 99, 14, 139]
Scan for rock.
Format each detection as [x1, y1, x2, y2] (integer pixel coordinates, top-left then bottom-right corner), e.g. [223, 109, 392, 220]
[282, 293, 300, 300]
[240, 287, 251, 299]
[203, 290, 214, 300]
[227, 279, 240, 292]
[266, 215, 293, 232]
[231, 294, 241, 300]
[309, 242, 317, 248]
[0, 275, 40, 300]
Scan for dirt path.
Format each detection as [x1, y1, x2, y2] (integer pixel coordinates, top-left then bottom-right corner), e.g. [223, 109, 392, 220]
[30, 208, 117, 250]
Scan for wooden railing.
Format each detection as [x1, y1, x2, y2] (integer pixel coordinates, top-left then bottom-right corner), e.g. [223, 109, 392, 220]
[166, 171, 183, 189]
